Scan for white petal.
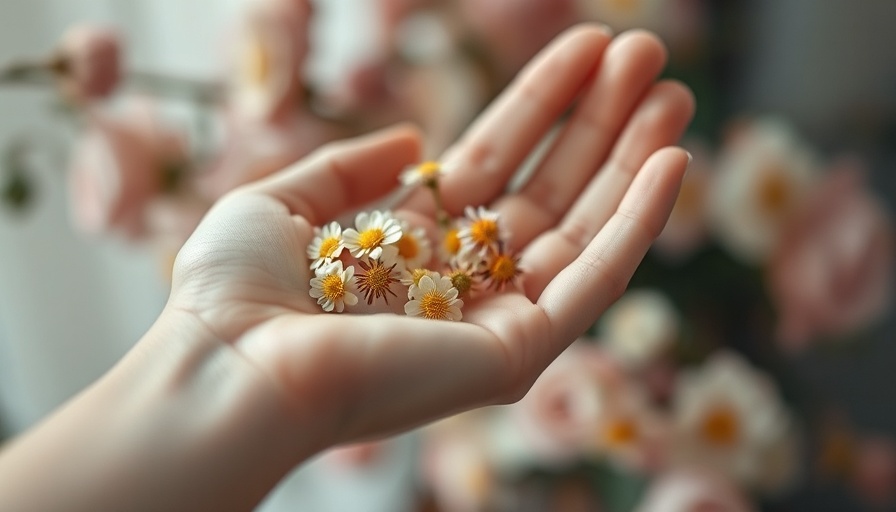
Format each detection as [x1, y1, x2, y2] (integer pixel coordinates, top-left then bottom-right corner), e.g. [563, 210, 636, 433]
[405, 300, 422, 316]
[418, 275, 436, 292]
[370, 246, 383, 260]
[309, 288, 324, 299]
[334, 300, 345, 313]
[354, 212, 370, 231]
[446, 306, 463, 321]
[344, 292, 358, 306]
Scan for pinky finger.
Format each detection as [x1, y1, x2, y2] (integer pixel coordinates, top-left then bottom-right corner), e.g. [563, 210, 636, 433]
[535, 147, 690, 347]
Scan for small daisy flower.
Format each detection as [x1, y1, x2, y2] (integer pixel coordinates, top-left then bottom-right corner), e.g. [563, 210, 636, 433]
[482, 248, 522, 291]
[400, 160, 446, 188]
[343, 210, 402, 260]
[673, 350, 798, 491]
[445, 261, 480, 298]
[458, 206, 504, 259]
[405, 274, 464, 321]
[309, 260, 358, 313]
[389, 222, 432, 271]
[356, 258, 401, 305]
[306, 221, 345, 270]
[600, 289, 680, 369]
[439, 226, 463, 264]
[401, 268, 439, 299]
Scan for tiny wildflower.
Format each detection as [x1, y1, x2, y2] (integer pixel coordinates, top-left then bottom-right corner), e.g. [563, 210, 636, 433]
[400, 160, 446, 188]
[356, 258, 401, 305]
[405, 274, 464, 321]
[482, 248, 522, 291]
[391, 222, 432, 271]
[439, 226, 462, 264]
[458, 206, 503, 259]
[401, 268, 439, 298]
[306, 221, 345, 270]
[309, 260, 358, 313]
[445, 262, 479, 297]
[343, 210, 402, 260]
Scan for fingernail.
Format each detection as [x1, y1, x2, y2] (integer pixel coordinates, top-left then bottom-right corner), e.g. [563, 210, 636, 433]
[686, 151, 693, 166]
[597, 23, 615, 38]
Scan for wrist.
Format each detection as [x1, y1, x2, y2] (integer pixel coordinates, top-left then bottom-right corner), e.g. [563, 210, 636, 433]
[0, 307, 310, 511]
[111, 305, 312, 509]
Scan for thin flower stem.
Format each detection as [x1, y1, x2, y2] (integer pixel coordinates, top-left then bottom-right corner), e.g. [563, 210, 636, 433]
[427, 182, 451, 229]
[0, 59, 223, 104]
[126, 70, 223, 104]
[0, 60, 55, 87]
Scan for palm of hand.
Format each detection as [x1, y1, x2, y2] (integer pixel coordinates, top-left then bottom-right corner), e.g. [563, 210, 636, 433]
[168, 25, 694, 445]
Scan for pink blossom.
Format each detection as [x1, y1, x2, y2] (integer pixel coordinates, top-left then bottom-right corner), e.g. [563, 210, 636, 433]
[55, 25, 122, 103]
[423, 424, 494, 512]
[197, 111, 346, 200]
[636, 467, 756, 512]
[230, 0, 311, 126]
[457, 0, 581, 77]
[768, 162, 895, 350]
[67, 107, 187, 239]
[852, 435, 896, 507]
[654, 140, 711, 261]
[512, 340, 626, 462]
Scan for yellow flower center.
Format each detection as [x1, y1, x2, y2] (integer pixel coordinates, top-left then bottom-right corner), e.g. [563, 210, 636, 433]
[396, 233, 419, 260]
[358, 228, 385, 251]
[318, 237, 341, 259]
[417, 161, 441, 179]
[700, 404, 740, 448]
[448, 269, 474, 296]
[358, 260, 397, 304]
[443, 229, 461, 256]
[419, 291, 451, 320]
[470, 219, 499, 247]
[408, 268, 430, 286]
[489, 254, 519, 284]
[321, 274, 345, 301]
[244, 36, 270, 86]
[758, 168, 792, 216]
[603, 418, 639, 448]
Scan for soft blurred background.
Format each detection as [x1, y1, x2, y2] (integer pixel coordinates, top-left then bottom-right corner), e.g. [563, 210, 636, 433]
[1, 0, 895, 510]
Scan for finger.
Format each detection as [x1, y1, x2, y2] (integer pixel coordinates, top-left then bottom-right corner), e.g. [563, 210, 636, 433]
[496, 31, 670, 248]
[500, 79, 693, 251]
[248, 123, 423, 224]
[400, 23, 613, 215]
[517, 80, 693, 297]
[535, 147, 690, 346]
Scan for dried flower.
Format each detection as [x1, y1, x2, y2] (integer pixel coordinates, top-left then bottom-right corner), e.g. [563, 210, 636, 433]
[356, 258, 401, 305]
[481, 248, 522, 291]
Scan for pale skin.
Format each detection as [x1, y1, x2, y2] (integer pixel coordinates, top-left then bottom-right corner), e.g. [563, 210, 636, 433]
[0, 25, 694, 511]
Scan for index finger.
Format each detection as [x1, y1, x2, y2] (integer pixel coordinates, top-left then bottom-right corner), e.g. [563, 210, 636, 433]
[401, 24, 614, 215]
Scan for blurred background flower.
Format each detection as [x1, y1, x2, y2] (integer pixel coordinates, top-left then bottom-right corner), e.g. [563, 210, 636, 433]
[1, 0, 895, 511]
